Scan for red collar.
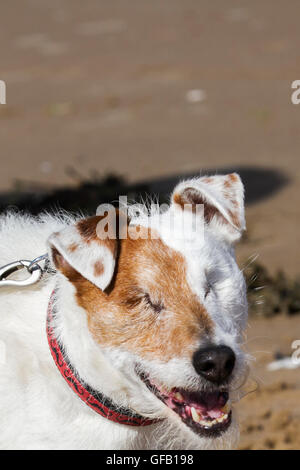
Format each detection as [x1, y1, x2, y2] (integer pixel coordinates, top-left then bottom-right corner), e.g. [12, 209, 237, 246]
[47, 291, 156, 427]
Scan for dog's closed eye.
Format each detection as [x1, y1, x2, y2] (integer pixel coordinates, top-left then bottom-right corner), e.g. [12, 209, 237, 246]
[144, 293, 164, 314]
[122, 290, 164, 314]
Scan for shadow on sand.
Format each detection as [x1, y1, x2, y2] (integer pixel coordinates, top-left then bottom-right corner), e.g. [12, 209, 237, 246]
[0, 165, 289, 215]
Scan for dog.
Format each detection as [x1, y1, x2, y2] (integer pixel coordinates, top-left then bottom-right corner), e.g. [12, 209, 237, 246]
[0, 174, 248, 450]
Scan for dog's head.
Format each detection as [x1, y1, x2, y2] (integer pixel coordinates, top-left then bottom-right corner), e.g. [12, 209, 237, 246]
[48, 174, 248, 448]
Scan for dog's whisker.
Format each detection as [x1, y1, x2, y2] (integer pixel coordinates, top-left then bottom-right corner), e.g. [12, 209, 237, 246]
[241, 253, 259, 273]
[231, 379, 259, 403]
[241, 335, 272, 345]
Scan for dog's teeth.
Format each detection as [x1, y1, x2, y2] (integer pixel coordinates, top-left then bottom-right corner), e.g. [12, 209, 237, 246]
[217, 413, 228, 423]
[206, 419, 216, 427]
[191, 407, 200, 423]
[174, 392, 183, 401]
[221, 403, 230, 414]
[199, 420, 207, 426]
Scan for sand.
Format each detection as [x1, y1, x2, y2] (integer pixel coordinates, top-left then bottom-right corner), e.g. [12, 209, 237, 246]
[238, 315, 300, 450]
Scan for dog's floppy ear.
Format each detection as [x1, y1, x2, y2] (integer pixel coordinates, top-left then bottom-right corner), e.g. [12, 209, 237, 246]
[172, 173, 245, 243]
[47, 211, 128, 290]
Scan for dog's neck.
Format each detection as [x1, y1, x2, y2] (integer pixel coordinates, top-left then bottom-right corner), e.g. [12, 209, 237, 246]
[52, 275, 134, 407]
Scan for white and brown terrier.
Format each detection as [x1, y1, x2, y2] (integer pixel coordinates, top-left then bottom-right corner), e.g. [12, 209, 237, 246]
[0, 174, 248, 449]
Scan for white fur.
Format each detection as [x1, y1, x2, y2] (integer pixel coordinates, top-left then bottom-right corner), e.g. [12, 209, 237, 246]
[0, 175, 248, 450]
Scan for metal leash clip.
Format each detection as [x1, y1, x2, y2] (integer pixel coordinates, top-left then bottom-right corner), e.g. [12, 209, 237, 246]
[0, 254, 48, 288]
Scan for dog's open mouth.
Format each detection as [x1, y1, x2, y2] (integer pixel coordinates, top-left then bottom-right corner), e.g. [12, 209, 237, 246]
[140, 374, 232, 437]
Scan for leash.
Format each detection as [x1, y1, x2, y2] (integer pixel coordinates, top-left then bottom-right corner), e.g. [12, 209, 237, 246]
[0, 255, 158, 427]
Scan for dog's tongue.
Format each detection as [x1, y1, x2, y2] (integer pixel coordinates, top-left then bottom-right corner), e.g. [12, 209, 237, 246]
[181, 390, 228, 419]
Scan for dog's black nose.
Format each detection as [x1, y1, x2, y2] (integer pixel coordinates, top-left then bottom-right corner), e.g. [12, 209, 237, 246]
[192, 345, 236, 384]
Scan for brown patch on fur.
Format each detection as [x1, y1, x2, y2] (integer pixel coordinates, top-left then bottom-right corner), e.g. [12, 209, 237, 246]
[228, 210, 240, 228]
[68, 243, 79, 252]
[174, 188, 208, 215]
[70, 230, 214, 362]
[76, 210, 128, 258]
[77, 216, 100, 243]
[229, 173, 238, 183]
[175, 186, 242, 232]
[93, 260, 104, 277]
[224, 179, 232, 189]
[77, 215, 116, 256]
[202, 177, 213, 184]
[223, 190, 231, 199]
[174, 188, 224, 224]
[51, 247, 81, 282]
[173, 192, 185, 209]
